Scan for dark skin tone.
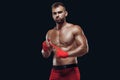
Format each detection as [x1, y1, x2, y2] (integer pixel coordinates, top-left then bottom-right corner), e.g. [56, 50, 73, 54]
[41, 5, 89, 66]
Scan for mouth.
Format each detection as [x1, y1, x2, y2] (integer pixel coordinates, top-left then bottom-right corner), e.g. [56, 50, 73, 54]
[56, 18, 60, 20]
[56, 19, 61, 22]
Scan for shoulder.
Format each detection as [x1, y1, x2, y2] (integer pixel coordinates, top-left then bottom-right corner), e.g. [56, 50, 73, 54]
[68, 23, 82, 30]
[45, 30, 51, 41]
[73, 24, 82, 30]
[46, 28, 55, 39]
[70, 24, 83, 34]
[46, 28, 55, 35]
[47, 29, 53, 34]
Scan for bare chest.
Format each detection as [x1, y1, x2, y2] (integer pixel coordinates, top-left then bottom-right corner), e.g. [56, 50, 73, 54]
[50, 29, 74, 47]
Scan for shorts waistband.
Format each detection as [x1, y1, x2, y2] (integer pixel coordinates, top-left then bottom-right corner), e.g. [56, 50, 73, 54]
[53, 64, 78, 70]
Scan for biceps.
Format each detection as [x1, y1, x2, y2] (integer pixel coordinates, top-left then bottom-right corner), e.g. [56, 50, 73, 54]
[75, 33, 87, 46]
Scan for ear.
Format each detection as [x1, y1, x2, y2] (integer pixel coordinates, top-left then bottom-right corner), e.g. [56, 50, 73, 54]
[65, 11, 68, 17]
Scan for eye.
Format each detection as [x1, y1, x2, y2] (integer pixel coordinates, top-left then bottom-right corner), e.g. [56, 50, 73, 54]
[58, 11, 63, 14]
[53, 12, 56, 15]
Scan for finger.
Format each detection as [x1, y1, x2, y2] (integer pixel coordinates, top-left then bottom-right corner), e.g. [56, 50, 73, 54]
[46, 40, 51, 47]
[47, 39, 59, 49]
[47, 39, 54, 47]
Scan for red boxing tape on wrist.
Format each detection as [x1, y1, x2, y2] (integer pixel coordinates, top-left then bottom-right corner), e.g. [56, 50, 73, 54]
[50, 42, 68, 58]
[56, 48, 68, 58]
[47, 39, 68, 58]
[42, 41, 49, 52]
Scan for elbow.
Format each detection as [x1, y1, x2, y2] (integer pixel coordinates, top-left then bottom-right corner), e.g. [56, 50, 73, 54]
[82, 45, 89, 55]
[86, 45, 89, 53]
[84, 40, 89, 54]
[41, 49, 50, 58]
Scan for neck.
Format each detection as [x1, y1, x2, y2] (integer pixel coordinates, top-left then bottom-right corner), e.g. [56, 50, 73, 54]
[56, 21, 67, 30]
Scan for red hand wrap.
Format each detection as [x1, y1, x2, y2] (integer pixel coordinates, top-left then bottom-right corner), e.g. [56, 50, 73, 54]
[42, 41, 49, 52]
[56, 48, 68, 58]
[50, 43, 68, 58]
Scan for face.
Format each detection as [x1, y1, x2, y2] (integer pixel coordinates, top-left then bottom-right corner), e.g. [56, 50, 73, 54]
[52, 6, 68, 24]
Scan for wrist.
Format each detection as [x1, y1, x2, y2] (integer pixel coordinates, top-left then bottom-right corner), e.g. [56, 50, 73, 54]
[56, 50, 69, 58]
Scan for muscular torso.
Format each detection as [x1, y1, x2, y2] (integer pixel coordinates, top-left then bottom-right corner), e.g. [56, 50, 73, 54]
[48, 24, 78, 66]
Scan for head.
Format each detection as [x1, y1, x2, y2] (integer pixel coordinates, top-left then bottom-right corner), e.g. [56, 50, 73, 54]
[51, 2, 68, 24]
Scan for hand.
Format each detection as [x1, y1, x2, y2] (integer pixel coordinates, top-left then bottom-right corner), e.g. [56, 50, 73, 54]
[42, 41, 50, 52]
[49, 41, 68, 58]
[55, 47, 68, 58]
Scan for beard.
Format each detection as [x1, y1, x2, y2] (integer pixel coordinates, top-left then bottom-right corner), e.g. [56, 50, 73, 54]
[55, 18, 64, 24]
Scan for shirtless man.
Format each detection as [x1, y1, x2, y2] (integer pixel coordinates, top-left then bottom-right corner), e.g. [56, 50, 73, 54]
[41, 2, 89, 80]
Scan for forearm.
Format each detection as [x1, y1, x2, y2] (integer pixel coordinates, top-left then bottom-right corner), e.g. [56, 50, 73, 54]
[42, 40, 52, 58]
[68, 45, 89, 57]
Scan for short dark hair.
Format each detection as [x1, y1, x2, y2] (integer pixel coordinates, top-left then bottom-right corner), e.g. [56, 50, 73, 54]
[51, 2, 66, 10]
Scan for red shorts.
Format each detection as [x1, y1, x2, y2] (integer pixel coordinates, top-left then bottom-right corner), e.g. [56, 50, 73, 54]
[49, 64, 80, 80]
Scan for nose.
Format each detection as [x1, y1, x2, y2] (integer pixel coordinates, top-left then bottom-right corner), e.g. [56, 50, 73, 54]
[56, 14, 59, 18]
[56, 13, 59, 16]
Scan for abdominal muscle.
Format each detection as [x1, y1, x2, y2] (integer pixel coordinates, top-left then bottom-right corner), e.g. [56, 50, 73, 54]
[53, 56, 78, 66]
[52, 43, 78, 66]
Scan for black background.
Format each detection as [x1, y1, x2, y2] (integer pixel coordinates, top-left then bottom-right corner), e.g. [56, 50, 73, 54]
[1, 0, 119, 80]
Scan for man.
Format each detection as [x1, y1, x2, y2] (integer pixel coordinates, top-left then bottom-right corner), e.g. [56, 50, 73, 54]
[41, 2, 89, 80]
